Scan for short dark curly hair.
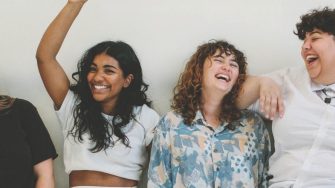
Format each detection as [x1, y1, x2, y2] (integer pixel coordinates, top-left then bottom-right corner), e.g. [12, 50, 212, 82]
[295, 7, 335, 40]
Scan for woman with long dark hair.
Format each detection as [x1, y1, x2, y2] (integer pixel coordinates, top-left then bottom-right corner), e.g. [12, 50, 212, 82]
[36, 0, 159, 187]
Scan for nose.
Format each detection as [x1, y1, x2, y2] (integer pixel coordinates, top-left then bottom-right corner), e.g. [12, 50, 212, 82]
[302, 40, 311, 51]
[92, 71, 104, 82]
[221, 62, 232, 72]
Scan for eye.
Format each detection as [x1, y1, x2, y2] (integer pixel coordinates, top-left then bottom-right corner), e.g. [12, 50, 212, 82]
[88, 66, 97, 72]
[213, 57, 223, 63]
[311, 37, 320, 42]
[104, 68, 115, 74]
[230, 62, 239, 68]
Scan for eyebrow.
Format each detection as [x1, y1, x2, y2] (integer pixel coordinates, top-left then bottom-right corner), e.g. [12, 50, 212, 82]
[90, 63, 118, 69]
[103, 65, 117, 69]
[213, 54, 237, 62]
[310, 31, 322, 35]
[213, 54, 224, 58]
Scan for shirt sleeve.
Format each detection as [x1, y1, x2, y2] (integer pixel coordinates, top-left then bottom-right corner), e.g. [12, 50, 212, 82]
[256, 115, 272, 188]
[55, 90, 76, 132]
[18, 99, 58, 165]
[147, 115, 173, 188]
[139, 104, 160, 146]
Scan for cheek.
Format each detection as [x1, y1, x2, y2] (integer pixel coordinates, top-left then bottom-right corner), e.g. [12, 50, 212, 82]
[86, 73, 93, 82]
[300, 46, 305, 58]
[232, 70, 240, 82]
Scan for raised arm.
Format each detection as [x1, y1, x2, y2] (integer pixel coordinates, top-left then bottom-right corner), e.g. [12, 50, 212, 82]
[36, 0, 87, 109]
[237, 75, 284, 120]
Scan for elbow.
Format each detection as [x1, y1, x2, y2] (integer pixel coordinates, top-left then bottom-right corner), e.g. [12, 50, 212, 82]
[35, 48, 54, 66]
[35, 48, 46, 65]
[235, 99, 247, 110]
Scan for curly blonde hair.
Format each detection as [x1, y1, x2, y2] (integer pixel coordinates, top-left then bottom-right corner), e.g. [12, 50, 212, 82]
[171, 40, 247, 126]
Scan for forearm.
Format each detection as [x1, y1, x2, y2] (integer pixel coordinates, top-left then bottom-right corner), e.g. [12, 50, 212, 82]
[36, 1, 86, 63]
[237, 75, 284, 119]
[236, 75, 261, 109]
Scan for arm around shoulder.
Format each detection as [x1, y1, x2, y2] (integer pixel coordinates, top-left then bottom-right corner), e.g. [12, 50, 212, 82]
[237, 75, 262, 109]
[237, 75, 284, 120]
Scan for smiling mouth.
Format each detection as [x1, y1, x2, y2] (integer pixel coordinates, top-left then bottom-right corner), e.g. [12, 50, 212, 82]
[306, 55, 318, 64]
[94, 85, 108, 89]
[91, 84, 110, 91]
[216, 74, 231, 82]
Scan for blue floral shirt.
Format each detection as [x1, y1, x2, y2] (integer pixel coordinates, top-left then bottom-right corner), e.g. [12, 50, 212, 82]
[148, 110, 271, 188]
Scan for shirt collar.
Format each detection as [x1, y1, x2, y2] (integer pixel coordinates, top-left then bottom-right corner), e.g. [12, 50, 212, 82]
[311, 81, 335, 92]
[192, 110, 228, 129]
[192, 110, 206, 125]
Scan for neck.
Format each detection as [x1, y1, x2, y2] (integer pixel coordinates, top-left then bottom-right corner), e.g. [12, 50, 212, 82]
[201, 92, 223, 128]
[313, 73, 335, 86]
[101, 101, 117, 115]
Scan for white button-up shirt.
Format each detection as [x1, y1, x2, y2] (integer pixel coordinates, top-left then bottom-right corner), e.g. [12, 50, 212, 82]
[250, 66, 335, 188]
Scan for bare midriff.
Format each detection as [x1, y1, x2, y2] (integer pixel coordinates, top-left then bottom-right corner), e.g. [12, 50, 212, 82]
[69, 170, 138, 187]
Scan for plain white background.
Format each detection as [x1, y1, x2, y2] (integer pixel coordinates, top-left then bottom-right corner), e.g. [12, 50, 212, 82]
[1, 0, 334, 187]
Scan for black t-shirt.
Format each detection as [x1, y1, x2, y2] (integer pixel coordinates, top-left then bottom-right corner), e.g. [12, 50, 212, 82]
[0, 99, 58, 188]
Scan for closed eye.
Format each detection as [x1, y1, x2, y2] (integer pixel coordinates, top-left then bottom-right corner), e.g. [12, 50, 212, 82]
[213, 57, 224, 63]
[230, 62, 239, 68]
[311, 37, 320, 42]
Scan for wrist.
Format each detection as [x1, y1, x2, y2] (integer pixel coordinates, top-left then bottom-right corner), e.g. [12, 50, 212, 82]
[67, 1, 86, 7]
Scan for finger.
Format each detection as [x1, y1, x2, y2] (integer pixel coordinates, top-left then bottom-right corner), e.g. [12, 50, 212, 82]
[263, 95, 272, 119]
[259, 95, 266, 113]
[277, 96, 285, 118]
[269, 96, 278, 120]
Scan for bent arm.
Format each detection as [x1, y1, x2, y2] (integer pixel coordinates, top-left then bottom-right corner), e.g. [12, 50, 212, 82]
[237, 75, 262, 109]
[237, 75, 284, 120]
[34, 158, 55, 188]
[36, 0, 87, 109]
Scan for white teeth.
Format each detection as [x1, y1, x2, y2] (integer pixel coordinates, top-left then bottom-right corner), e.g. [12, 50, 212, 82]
[306, 55, 318, 63]
[94, 85, 108, 89]
[216, 74, 230, 81]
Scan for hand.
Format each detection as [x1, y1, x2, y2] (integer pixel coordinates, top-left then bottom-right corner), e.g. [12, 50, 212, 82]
[259, 77, 284, 120]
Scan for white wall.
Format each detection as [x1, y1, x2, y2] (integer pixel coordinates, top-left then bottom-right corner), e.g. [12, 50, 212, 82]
[1, 0, 334, 187]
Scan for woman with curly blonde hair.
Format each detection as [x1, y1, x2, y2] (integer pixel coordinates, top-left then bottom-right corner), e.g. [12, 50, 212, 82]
[148, 40, 271, 188]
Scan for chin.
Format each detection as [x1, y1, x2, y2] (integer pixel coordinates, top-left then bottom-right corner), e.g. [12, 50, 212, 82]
[92, 95, 106, 102]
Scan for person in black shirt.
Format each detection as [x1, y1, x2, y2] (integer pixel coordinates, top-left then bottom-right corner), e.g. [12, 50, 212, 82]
[0, 95, 58, 188]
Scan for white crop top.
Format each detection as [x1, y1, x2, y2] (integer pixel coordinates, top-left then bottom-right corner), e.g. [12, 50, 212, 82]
[55, 91, 160, 180]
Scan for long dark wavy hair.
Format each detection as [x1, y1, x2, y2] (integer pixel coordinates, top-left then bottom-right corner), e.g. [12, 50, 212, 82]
[295, 7, 335, 40]
[171, 40, 247, 127]
[70, 41, 151, 152]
